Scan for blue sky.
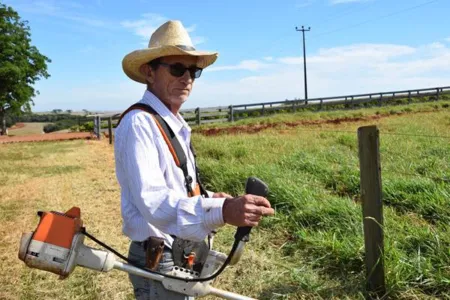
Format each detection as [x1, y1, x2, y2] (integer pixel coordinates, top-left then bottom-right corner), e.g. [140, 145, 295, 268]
[3, 0, 449, 112]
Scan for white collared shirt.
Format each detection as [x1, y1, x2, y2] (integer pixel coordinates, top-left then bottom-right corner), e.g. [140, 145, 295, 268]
[114, 90, 225, 245]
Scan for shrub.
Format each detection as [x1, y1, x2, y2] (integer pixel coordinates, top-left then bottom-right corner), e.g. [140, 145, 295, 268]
[43, 123, 60, 133]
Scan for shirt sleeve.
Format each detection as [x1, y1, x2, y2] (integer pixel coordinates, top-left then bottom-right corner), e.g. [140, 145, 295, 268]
[115, 112, 225, 241]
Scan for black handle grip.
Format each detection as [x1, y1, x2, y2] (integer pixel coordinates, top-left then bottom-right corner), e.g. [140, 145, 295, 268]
[235, 177, 269, 241]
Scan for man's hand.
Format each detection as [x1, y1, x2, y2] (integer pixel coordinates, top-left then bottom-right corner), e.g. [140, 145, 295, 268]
[222, 195, 274, 227]
[212, 192, 233, 198]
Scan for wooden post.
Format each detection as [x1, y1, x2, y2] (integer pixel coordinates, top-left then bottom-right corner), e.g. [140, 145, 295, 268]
[378, 94, 383, 107]
[436, 88, 440, 101]
[229, 105, 234, 122]
[292, 100, 295, 113]
[319, 99, 323, 111]
[108, 117, 112, 145]
[196, 107, 201, 125]
[262, 104, 265, 115]
[408, 91, 411, 104]
[94, 116, 101, 140]
[358, 126, 386, 299]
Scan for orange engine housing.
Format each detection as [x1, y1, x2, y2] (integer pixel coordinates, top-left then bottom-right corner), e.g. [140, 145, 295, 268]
[33, 207, 83, 249]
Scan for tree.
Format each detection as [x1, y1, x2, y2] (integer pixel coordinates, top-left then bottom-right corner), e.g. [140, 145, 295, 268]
[0, 4, 50, 135]
[52, 109, 62, 114]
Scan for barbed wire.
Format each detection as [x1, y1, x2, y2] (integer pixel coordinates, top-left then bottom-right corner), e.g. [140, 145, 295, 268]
[259, 127, 450, 139]
[383, 170, 449, 183]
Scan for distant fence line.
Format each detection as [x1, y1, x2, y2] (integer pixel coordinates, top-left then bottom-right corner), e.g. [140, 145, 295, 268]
[178, 86, 450, 125]
[93, 86, 450, 140]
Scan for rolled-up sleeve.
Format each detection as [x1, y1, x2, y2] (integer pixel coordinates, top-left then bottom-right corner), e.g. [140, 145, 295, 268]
[115, 113, 225, 242]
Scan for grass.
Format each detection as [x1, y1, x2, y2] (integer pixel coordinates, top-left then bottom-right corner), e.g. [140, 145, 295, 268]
[0, 100, 449, 299]
[6, 122, 50, 136]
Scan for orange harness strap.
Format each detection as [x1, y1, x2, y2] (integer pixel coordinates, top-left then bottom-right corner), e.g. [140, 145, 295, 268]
[117, 103, 204, 197]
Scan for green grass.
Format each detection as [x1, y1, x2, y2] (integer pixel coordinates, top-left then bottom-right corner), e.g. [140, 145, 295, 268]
[193, 101, 450, 299]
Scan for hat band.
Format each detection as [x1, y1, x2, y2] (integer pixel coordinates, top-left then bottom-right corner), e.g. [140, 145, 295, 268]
[176, 45, 196, 51]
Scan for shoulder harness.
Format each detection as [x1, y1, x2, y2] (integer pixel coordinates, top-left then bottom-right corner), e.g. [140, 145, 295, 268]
[117, 103, 209, 198]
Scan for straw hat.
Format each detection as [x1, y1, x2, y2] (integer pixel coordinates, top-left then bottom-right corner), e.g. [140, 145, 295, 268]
[122, 20, 218, 84]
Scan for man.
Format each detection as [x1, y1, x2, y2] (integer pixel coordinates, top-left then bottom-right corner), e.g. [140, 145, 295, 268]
[115, 20, 274, 299]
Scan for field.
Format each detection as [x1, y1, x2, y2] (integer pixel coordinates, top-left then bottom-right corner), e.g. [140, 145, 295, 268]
[0, 100, 449, 299]
[6, 122, 50, 136]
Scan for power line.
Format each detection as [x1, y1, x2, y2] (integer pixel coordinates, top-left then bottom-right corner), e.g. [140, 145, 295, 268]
[310, 0, 439, 40]
[318, 0, 379, 26]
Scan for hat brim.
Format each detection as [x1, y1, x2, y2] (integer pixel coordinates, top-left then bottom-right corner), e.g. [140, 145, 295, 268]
[122, 45, 218, 84]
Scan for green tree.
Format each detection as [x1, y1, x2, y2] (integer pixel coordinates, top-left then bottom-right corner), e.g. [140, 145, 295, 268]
[0, 4, 50, 135]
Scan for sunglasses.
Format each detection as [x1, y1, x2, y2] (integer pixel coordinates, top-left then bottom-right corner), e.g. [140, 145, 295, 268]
[158, 62, 203, 79]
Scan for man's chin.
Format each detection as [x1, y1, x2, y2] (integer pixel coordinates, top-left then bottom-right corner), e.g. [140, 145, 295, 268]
[175, 95, 189, 103]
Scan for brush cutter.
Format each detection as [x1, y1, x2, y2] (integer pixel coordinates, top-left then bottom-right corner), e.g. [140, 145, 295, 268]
[18, 177, 269, 300]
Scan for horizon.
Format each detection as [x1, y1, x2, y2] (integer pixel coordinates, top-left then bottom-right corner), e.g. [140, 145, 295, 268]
[3, 0, 450, 112]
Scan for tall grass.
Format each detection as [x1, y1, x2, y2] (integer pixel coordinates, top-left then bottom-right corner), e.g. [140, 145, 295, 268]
[193, 103, 450, 299]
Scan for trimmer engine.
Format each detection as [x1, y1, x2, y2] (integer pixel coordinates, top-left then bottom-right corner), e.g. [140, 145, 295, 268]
[18, 207, 85, 278]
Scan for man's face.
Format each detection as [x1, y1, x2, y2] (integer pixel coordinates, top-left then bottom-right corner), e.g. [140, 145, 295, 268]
[145, 55, 199, 113]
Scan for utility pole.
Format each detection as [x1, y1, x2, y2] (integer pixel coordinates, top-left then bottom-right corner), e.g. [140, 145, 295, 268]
[295, 26, 311, 100]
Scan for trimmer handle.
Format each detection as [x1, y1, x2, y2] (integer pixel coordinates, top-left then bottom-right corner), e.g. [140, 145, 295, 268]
[234, 177, 269, 241]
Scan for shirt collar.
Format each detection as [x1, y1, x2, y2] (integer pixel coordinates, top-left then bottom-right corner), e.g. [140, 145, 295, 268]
[140, 90, 191, 134]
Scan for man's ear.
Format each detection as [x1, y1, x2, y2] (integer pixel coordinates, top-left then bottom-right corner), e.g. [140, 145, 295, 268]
[139, 64, 154, 84]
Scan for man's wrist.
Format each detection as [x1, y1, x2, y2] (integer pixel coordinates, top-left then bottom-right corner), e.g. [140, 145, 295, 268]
[222, 198, 231, 224]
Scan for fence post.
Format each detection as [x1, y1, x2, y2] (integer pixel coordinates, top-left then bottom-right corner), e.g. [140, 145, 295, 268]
[408, 91, 411, 104]
[262, 104, 265, 115]
[358, 125, 386, 299]
[436, 88, 440, 101]
[292, 100, 295, 113]
[228, 105, 234, 122]
[108, 117, 112, 145]
[319, 99, 323, 111]
[196, 107, 201, 125]
[94, 116, 101, 140]
[378, 94, 383, 107]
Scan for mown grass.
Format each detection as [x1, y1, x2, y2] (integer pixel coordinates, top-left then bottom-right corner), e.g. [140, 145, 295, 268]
[6, 122, 50, 136]
[0, 100, 449, 299]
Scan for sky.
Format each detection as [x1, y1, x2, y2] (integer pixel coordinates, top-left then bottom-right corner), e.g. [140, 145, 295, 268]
[2, 0, 450, 112]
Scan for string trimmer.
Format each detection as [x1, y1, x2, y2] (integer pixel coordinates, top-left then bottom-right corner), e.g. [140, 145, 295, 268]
[18, 177, 269, 300]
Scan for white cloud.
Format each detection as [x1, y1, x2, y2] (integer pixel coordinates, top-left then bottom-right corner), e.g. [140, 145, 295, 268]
[208, 60, 273, 72]
[33, 41, 450, 111]
[445, 37, 450, 42]
[295, 0, 316, 8]
[121, 13, 166, 40]
[8, 0, 109, 28]
[121, 15, 207, 47]
[192, 41, 450, 107]
[264, 56, 274, 61]
[191, 36, 207, 46]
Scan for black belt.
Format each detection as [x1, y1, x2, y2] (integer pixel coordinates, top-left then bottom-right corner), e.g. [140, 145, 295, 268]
[132, 240, 171, 250]
[132, 240, 146, 247]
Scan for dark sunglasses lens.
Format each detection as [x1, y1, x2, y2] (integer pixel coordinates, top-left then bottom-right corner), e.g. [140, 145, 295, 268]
[193, 68, 202, 79]
[169, 63, 186, 77]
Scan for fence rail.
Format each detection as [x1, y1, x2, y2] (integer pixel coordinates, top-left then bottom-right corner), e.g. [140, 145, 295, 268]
[93, 86, 450, 140]
[177, 86, 449, 125]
